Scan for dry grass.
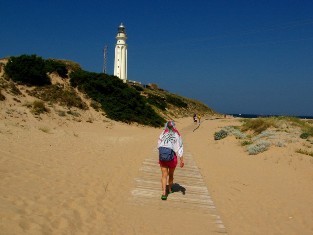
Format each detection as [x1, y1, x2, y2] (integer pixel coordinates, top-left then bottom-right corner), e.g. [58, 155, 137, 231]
[296, 149, 313, 157]
[31, 100, 50, 115]
[241, 116, 313, 137]
[38, 126, 50, 133]
[0, 89, 5, 101]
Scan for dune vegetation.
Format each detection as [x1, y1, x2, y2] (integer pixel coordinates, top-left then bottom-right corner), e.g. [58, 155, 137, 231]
[214, 116, 313, 156]
[1, 54, 216, 127]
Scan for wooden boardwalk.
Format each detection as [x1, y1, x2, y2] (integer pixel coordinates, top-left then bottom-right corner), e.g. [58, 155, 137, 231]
[131, 149, 227, 234]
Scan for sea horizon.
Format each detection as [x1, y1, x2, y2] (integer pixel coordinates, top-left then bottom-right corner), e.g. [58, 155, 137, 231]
[229, 113, 313, 119]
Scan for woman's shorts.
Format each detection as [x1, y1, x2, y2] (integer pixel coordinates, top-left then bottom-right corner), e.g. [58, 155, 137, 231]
[159, 154, 177, 168]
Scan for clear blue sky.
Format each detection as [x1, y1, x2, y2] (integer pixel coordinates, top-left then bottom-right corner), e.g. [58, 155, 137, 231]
[1, 0, 313, 116]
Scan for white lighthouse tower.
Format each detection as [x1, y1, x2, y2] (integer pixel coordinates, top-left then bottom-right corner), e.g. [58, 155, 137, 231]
[114, 23, 127, 82]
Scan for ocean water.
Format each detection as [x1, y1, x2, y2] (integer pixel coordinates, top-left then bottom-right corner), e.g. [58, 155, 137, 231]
[229, 114, 313, 119]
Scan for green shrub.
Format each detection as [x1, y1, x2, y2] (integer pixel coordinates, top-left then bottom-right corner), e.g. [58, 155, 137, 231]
[60, 60, 81, 72]
[5, 54, 51, 86]
[251, 130, 274, 142]
[45, 59, 68, 78]
[300, 126, 313, 139]
[90, 100, 102, 111]
[166, 94, 188, 108]
[222, 126, 247, 139]
[300, 133, 310, 139]
[132, 85, 144, 92]
[147, 94, 167, 110]
[247, 140, 271, 155]
[70, 70, 165, 127]
[214, 126, 246, 140]
[214, 129, 228, 140]
[241, 140, 252, 146]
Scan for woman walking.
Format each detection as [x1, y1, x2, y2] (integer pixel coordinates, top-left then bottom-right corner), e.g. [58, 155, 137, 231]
[157, 121, 184, 200]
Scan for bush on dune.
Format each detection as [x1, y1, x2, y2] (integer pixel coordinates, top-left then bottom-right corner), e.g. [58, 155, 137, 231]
[241, 118, 274, 134]
[45, 59, 68, 78]
[247, 140, 271, 155]
[214, 129, 228, 140]
[4, 55, 70, 85]
[70, 70, 165, 127]
[3, 54, 212, 127]
[146, 94, 167, 110]
[27, 84, 88, 110]
[4, 55, 51, 86]
[215, 116, 313, 156]
[166, 94, 188, 108]
[241, 116, 313, 139]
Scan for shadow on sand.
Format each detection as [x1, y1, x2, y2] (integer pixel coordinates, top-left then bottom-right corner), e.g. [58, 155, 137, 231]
[193, 123, 200, 132]
[167, 183, 186, 195]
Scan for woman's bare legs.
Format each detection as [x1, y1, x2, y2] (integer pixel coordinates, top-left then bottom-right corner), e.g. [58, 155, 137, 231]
[161, 166, 168, 195]
[168, 167, 175, 193]
[161, 167, 176, 195]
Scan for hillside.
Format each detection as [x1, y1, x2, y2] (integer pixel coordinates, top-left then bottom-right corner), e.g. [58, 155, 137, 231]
[0, 56, 218, 127]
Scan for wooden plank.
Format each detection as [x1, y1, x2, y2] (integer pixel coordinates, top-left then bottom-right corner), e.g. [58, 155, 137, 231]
[130, 150, 227, 234]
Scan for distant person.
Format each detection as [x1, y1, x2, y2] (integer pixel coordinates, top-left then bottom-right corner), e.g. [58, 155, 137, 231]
[157, 121, 184, 200]
[193, 113, 197, 124]
[198, 114, 201, 124]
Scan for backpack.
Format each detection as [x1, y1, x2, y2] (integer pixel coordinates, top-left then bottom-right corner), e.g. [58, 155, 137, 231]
[159, 147, 174, 161]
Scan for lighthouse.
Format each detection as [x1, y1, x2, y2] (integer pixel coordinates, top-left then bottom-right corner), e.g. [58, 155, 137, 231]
[114, 23, 127, 82]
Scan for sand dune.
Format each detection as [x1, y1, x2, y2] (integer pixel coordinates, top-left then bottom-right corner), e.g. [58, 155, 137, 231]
[1, 105, 313, 234]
